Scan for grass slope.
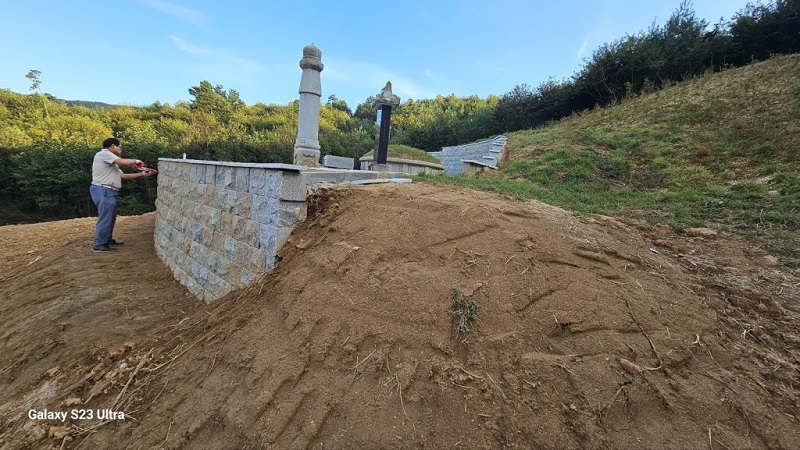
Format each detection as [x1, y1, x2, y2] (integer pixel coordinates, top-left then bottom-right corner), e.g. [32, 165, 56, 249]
[421, 54, 800, 266]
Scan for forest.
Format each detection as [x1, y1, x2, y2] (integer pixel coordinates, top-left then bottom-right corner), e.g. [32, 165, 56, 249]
[0, 0, 797, 224]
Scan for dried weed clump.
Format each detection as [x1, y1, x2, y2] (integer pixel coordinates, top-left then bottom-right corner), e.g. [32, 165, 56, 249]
[451, 289, 478, 341]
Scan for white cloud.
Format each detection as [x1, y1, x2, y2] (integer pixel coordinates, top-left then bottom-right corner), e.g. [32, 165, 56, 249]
[423, 70, 450, 83]
[169, 35, 269, 75]
[324, 58, 437, 102]
[144, 0, 207, 27]
[577, 35, 589, 61]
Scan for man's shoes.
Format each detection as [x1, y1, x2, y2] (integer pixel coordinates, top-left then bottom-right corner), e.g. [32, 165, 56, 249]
[92, 245, 117, 253]
[106, 239, 125, 246]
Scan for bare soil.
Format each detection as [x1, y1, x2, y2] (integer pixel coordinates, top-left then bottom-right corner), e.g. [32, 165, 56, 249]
[1, 182, 798, 449]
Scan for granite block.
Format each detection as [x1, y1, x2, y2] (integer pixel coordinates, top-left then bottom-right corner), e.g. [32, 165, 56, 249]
[234, 191, 253, 218]
[233, 167, 250, 192]
[202, 165, 216, 185]
[223, 236, 238, 261]
[240, 268, 259, 287]
[215, 166, 234, 189]
[248, 168, 267, 193]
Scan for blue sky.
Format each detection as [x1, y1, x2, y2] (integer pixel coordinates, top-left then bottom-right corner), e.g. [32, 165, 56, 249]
[0, 0, 751, 109]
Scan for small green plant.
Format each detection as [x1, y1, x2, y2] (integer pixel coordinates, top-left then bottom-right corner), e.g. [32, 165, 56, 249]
[451, 289, 478, 340]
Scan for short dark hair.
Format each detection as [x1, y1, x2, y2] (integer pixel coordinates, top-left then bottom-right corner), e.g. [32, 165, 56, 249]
[103, 138, 120, 149]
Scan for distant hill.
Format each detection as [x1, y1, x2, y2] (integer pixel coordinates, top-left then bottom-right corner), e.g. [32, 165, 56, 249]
[58, 98, 117, 109]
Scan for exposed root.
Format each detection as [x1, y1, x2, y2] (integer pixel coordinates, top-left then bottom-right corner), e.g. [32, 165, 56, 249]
[112, 348, 152, 410]
[623, 297, 663, 371]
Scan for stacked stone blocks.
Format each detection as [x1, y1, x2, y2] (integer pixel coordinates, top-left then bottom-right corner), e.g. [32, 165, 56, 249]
[154, 159, 307, 302]
[433, 135, 507, 175]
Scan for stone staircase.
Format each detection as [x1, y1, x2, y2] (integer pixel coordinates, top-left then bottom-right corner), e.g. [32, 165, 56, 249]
[430, 135, 507, 175]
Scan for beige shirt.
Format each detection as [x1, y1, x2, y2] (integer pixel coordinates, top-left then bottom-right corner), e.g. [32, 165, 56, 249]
[92, 149, 123, 189]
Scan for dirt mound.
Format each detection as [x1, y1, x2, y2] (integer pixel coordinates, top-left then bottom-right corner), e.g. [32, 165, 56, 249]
[1, 182, 798, 449]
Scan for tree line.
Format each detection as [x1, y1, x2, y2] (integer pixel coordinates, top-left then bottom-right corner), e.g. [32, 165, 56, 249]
[490, 0, 800, 133]
[0, 0, 797, 224]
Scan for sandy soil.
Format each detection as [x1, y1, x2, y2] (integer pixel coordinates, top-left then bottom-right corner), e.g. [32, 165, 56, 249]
[1, 182, 798, 449]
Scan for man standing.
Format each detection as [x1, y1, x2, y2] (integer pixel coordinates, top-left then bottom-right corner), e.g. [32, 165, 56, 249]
[89, 138, 153, 253]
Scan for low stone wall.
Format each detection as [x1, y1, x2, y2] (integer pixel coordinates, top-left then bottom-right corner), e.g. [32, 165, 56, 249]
[154, 159, 308, 302]
[433, 135, 507, 175]
[358, 156, 444, 174]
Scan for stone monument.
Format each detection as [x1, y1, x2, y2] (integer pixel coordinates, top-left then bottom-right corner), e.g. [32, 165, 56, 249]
[293, 44, 324, 166]
[371, 81, 401, 171]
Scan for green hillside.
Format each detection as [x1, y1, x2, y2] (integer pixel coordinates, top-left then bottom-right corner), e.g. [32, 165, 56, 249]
[422, 55, 800, 267]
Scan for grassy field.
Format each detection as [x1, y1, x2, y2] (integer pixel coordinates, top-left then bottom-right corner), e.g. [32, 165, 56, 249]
[419, 54, 800, 267]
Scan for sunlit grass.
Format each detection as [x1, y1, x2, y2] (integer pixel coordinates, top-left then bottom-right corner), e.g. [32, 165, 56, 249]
[419, 55, 800, 267]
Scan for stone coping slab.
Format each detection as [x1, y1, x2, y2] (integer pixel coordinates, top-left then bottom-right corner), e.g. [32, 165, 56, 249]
[158, 158, 304, 172]
[159, 158, 412, 177]
[358, 156, 444, 170]
[350, 178, 413, 185]
[300, 166, 393, 174]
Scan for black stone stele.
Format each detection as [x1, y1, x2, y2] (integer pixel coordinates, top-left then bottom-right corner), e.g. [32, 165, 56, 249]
[371, 81, 401, 169]
[376, 104, 392, 165]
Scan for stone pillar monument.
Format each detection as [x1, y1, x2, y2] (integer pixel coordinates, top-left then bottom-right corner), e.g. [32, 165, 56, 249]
[293, 44, 324, 166]
[371, 82, 401, 171]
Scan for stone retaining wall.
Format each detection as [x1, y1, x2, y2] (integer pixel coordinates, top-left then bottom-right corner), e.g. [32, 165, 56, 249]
[154, 159, 308, 302]
[432, 135, 507, 175]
